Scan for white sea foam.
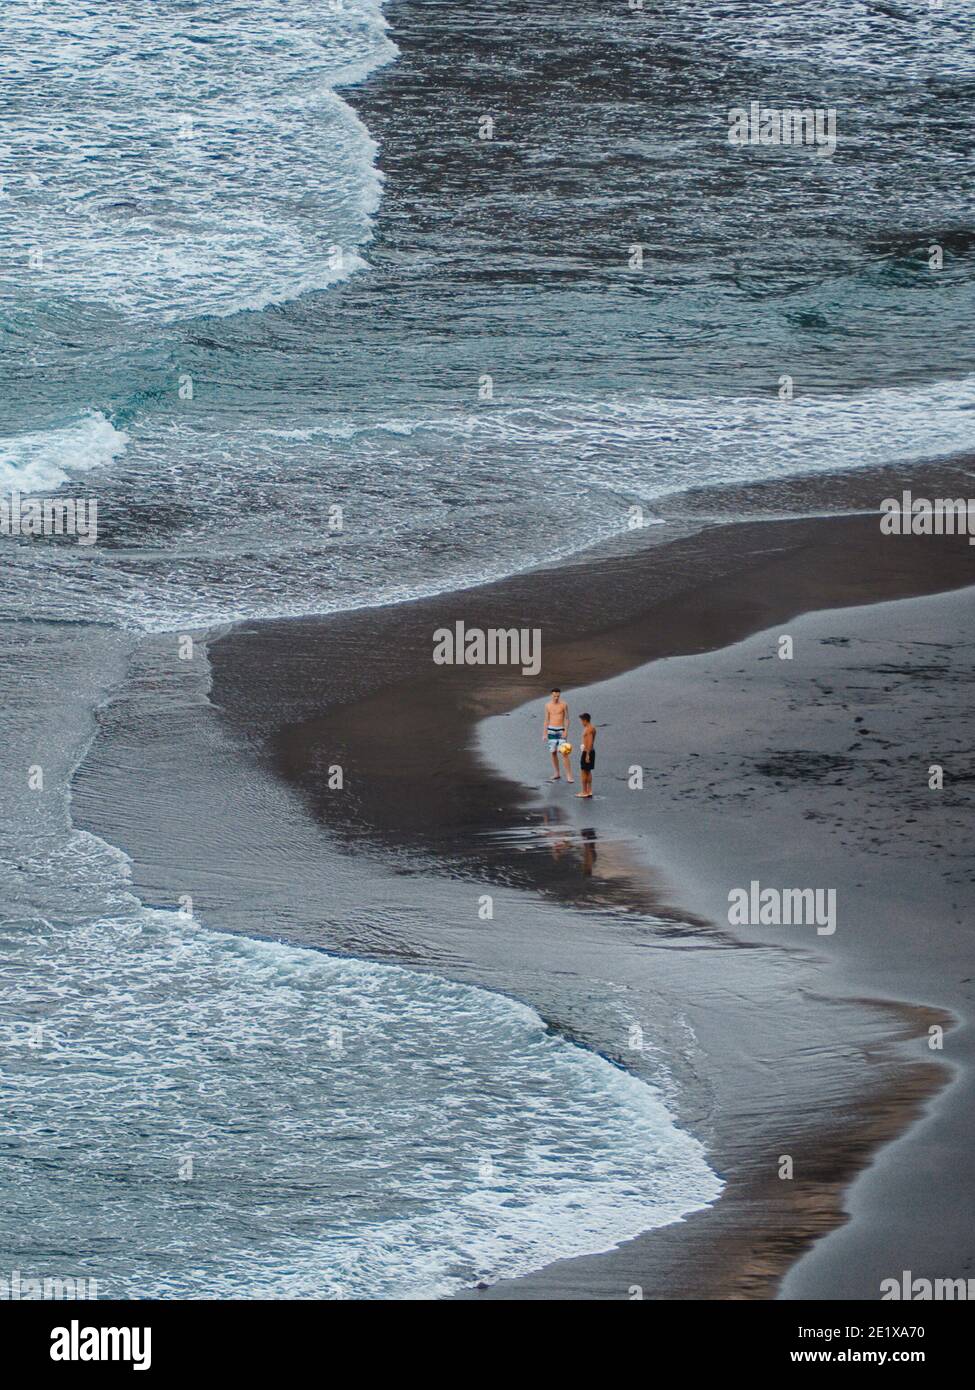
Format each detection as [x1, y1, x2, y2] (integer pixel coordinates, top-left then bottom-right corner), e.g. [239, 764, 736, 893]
[0, 0, 397, 319]
[254, 374, 975, 499]
[0, 412, 128, 494]
[0, 618, 720, 1300]
[4, 373, 975, 629]
[0, 829, 722, 1299]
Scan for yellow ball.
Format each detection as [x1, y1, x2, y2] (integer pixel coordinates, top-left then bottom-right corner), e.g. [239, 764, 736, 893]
[558, 741, 572, 755]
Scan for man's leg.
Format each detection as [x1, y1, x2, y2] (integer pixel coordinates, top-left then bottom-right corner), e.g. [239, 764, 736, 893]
[550, 742, 561, 779]
[563, 747, 574, 783]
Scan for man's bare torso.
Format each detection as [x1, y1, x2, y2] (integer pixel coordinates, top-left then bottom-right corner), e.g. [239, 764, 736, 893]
[545, 698, 567, 729]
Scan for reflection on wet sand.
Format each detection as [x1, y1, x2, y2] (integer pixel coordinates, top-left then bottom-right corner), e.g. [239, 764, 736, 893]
[538, 808, 599, 878]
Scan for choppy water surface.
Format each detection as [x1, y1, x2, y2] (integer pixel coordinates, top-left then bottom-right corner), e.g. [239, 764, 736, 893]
[2, 0, 974, 627]
[2, 0, 973, 1298]
[0, 624, 721, 1298]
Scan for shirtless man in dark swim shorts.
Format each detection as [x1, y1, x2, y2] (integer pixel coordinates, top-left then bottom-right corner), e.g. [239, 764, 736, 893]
[577, 712, 595, 798]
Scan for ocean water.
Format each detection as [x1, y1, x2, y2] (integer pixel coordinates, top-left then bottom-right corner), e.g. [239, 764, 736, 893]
[3, 890, 722, 1299]
[0, 623, 721, 1298]
[3, 0, 975, 629]
[1, 0, 973, 1297]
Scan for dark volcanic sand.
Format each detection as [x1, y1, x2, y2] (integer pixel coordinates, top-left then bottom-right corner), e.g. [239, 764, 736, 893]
[73, 459, 974, 1298]
[479, 586, 975, 1299]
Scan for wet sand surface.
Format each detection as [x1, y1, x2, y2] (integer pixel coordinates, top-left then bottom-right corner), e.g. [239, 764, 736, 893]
[479, 587, 974, 1298]
[72, 459, 974, 1297]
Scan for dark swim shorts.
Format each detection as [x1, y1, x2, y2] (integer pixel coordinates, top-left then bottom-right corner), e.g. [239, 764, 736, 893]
[580, 750, 595, 771]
